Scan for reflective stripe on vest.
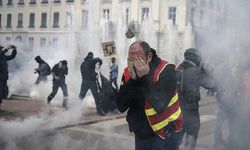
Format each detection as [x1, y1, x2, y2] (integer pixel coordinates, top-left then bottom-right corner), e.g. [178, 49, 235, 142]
[123, 60, 183, 139]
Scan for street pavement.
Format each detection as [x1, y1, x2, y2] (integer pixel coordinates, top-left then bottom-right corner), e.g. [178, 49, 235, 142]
[0, 93, 221, 150]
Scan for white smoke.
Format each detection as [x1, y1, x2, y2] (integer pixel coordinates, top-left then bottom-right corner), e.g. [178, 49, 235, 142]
[192, 0, 250, 148]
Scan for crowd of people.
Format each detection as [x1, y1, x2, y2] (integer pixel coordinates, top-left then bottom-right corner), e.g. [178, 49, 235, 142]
[0, 40, 250, 150]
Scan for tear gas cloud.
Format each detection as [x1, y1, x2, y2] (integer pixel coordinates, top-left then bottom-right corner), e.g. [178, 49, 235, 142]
[1, 0, 250, 149]
[192, 0, 250, 149]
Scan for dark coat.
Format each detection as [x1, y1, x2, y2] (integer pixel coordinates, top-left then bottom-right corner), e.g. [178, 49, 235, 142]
[80, 57, 102, 81]
[116, 53, 177, 139]
[0, 49, 17, 81]
[176, 60, 214, 110]
[51, 63, 68, 82]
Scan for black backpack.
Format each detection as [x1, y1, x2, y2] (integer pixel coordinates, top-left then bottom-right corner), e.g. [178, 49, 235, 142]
[46, 63, 51, 75]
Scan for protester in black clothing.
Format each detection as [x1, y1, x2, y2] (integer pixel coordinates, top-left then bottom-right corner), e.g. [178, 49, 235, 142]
[34, 56, 49, 85]
[0, 45, 17, 111]
[79, 52, 104, 115]
[47, 60, 68, 108]
[176, 48, 215, 150]
[116, 41, 183, 150]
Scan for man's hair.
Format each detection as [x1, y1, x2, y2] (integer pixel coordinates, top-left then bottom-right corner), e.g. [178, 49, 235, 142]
[130, 40, 151, 55]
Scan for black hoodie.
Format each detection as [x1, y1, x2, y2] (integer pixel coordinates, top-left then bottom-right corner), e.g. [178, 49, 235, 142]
[0, 49, 17, 81]
[80, 55, 102, 81]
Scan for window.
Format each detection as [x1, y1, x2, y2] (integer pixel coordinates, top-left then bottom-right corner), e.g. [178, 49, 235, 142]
[7, 0, 13, 5]
[66, 0, 74, 2]
[6, 37, 11, 43]
[41, 0, 48, 4]
[141, 7, 149, 21]
[82, 10, 88, 27]
[7, 14, 12, 28]
[54, 0, 61, 3]
[17, 13, 23, 28]
[18, 0, 24, 5]
[103, 9, 110, 20]
[40, 38, 46, 47]
[30, 0, 36, 4]
[0, 14, 1, 28]
[29, 13, 35, 28]
[0, 0, 2, 5]
[53, 12, 60, 28]
[40, 13, 47, 28]
[28, 37, 34, 50]
[168, 7, 176, 25]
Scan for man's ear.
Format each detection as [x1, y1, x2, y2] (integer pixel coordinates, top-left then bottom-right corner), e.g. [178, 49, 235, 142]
[147, 52, 153, 63]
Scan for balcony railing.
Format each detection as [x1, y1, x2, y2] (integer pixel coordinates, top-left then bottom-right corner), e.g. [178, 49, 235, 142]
[66, 0, 74, 3]
[30, 1, 36, 5]
[41, 0, 48, 4]
[7, 1, 13, 5]
[54, 0, 61, 3]
[18, 2, 25, 5]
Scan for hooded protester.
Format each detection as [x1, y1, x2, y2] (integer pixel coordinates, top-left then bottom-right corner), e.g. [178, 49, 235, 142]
[47, 60, 68, 108]
[0, 45, 17, 111]
[79, 52, 105, 116]
[116, 41, 183, 150]
[34, 56, 50, 85]
[176, 48, 215, 150]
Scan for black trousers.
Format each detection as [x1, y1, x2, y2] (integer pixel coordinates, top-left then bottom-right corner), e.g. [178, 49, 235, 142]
[0, 81, 8, 104]
[182, 109, 200, 150]
[48, 80, 68, 103]
[79, 80, 102, 114]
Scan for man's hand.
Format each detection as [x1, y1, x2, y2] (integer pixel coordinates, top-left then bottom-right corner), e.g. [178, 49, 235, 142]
[133, 57, 150, 78]
[127, 57, 137, 80]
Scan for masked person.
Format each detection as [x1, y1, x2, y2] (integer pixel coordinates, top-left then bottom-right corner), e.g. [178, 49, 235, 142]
[176, 48, 215, 150]
[0, 45, 17, 111]
[47, 60, 68, 108]
[116, 41, 183, 150]
[79, 52, 104, 115]
[34, 56, 50, 85]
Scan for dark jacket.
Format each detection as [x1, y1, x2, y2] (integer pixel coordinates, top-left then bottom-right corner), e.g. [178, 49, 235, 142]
[0, 49, 17, 81]
[176, 60, 214, 110]
[80, 57, 102, 81]
[36, 59, 48, 76]
[116, 53, 177, 139]
[52, 63, 68, 82]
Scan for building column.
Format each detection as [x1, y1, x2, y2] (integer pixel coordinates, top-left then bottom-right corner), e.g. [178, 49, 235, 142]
[130, 0, 139, 23]
[111, 0, 119, 23]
